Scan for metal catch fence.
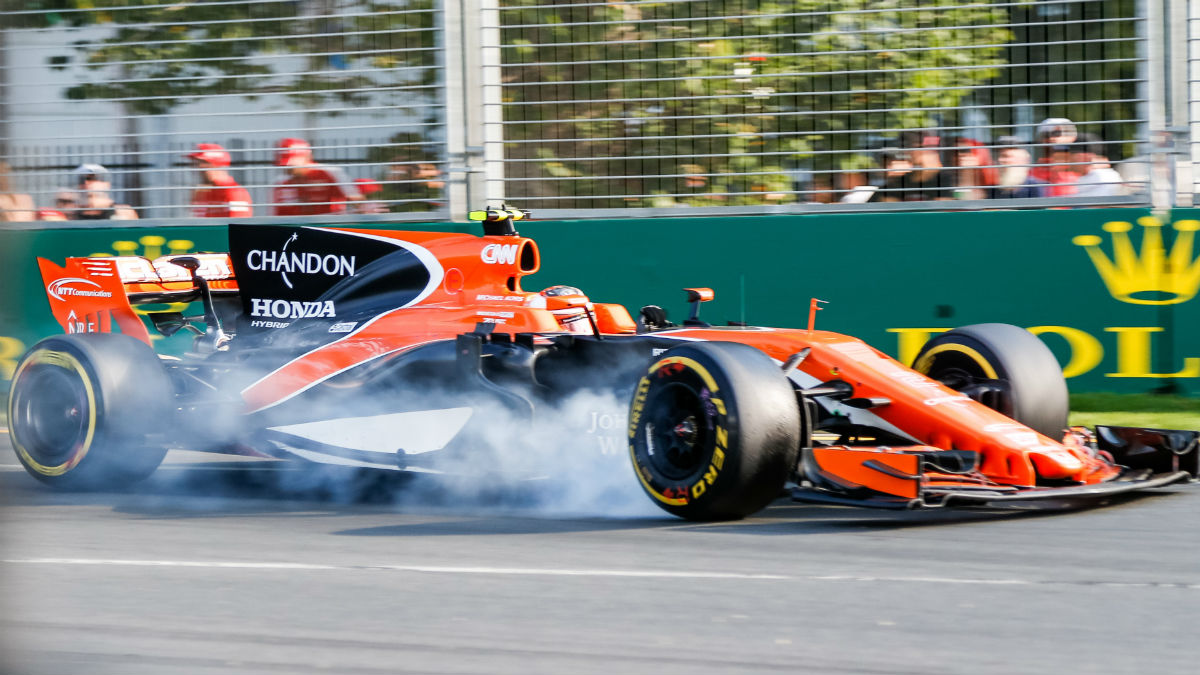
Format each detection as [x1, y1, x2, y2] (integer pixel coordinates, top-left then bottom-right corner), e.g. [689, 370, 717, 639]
[0, 0, 1194, 222]
[1188, 0, 1200, 203]
[492, 0, 1149, 211]
[0, 0, 447, 220]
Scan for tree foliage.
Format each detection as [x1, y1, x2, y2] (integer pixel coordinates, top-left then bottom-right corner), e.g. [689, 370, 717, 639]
[5, 1, 1138, 210]
[987, 0, 1140, 160]
[499, 0, 1016, 207]
[6, 0, 438, 116]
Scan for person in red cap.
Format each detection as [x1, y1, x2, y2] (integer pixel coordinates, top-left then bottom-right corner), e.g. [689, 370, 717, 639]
[271, 138, 363, 216]
[187, 143, 253, 218]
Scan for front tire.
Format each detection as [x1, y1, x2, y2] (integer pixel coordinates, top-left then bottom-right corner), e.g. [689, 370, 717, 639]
[8, 334, 172, 489]
[912, 323, 1069, 439]
[628, 342, 801, 521]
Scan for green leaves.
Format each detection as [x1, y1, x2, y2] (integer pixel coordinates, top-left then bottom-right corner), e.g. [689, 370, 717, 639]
[499, 0, 1015, 206]
[21, 1, 439, 118]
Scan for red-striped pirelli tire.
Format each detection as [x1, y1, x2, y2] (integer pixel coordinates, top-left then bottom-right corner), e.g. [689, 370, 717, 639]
[627, 341, 801, 521]
[7, 334, 171, 489]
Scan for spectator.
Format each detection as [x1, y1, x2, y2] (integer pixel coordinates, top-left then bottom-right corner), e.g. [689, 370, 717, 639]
[353, 178, 388, 214]
[71, 163, 138, 220]
[0, 161, 36, 222]
[948, 137, 999, 200]
[385, 158, 445, 211]
[1030, 118, 1080, 196]
[187, 143, 252, 218]
[272, 138, 363, 216]
[36, 190, 77, 221]
[1071, 133, 1124, 197]
[871, 132, 953, 201]
[991, 136, 1047, 199]
[1036, 117, 1077, 145]
[867, 148, 912, 202]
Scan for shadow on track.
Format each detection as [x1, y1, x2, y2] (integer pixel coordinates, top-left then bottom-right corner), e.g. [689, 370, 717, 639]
[5, 445, 1190, 537]
[3, 454, 670, 529]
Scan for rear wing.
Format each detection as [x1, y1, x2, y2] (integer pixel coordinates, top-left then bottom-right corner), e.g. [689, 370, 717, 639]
[37, 253, 238, 345]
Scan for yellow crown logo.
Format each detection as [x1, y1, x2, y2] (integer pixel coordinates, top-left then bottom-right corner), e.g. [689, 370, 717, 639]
[1072, 216, 1200, 305]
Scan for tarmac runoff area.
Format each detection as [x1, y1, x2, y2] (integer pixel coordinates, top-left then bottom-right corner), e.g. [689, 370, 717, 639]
[1, 431, 1198, 675]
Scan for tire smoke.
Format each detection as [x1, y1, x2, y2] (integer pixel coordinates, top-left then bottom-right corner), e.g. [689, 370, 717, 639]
[148, 386, 664, 520]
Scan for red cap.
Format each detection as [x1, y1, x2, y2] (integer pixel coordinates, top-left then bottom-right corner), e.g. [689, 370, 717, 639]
[187, 143, 231, 167]
[354, 177, 381, 195]
[276, 138, 312, 166]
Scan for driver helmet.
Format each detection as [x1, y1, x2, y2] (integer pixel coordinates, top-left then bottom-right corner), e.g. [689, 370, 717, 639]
[540, 285, 593, 334]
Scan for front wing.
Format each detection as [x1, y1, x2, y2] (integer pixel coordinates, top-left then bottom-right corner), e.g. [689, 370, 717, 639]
[792, 426, 1199, 509]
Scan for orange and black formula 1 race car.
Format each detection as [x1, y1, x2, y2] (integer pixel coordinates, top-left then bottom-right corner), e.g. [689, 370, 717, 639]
[9, 209, 1199, 520]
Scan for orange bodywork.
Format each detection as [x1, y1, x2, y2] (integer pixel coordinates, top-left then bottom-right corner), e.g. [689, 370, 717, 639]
[37, 257, 153, 344]
[809, 446, 922, 499]
[644, 327, 1121, 490]
[36, 225, 1119, 497]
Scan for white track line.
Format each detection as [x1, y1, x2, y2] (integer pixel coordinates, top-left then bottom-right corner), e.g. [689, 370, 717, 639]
[1, 558, 785, 580]
[2, 559, 1198, 589]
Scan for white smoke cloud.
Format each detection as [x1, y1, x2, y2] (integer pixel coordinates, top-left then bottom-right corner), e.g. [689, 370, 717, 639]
[151, 384, 664, 520]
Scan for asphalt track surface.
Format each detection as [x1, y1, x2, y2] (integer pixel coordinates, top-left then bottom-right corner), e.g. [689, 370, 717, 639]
[2, 432, 1198, 675]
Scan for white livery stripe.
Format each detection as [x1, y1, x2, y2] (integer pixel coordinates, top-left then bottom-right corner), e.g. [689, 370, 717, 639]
[309, 226, 444, 310]
[268, 407, 473, 455]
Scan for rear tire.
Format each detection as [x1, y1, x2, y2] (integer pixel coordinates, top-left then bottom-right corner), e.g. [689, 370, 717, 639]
[912, 323, 1068, 439]
[628, 342, 800, 521]
[8, 334, 172, 489]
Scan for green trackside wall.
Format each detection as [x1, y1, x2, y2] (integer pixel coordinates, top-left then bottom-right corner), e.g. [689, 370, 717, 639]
[1, 208, 1198, 399]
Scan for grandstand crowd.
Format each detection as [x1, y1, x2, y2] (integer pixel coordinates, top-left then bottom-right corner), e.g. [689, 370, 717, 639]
[0, 117, 1130, 222]
[861, 119, 1123, 204]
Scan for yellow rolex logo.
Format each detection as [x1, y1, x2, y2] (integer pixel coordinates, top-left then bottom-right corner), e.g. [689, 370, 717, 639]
[90, 235, 194, 259]
[1072, 216, 1200, 305]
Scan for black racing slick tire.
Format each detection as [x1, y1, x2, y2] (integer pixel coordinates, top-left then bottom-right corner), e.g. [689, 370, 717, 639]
[628, 342, 801, 521]
[912, 323, 1069, 439]
[7, 334, 172, 489]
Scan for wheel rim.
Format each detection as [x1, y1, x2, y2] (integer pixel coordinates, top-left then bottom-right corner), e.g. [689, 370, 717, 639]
[918, 352, 1013, 417]
[13, 363, 92, 466]
[643, 382, 710, 481]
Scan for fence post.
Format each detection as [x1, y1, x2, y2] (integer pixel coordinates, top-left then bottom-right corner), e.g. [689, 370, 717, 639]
[443, 0, 490, 220]
[0, 28, 10, 163]
[1144, 0, 1192, 393]
[1144, 0, 1172, 212]
[1166, 0, 1193, 207]
[480, 0, 506, 206]
[1174, 0, 1198, 206]
[1145, 0, 1193, 211]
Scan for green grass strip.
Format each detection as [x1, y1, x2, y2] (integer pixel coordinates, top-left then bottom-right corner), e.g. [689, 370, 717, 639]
[1068, 393, 1199, 431]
